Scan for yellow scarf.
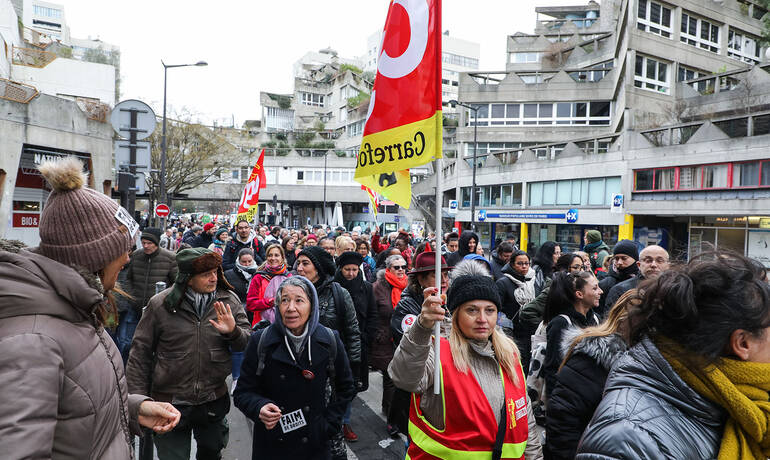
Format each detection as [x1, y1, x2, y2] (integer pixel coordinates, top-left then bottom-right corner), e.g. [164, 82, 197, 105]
[659, 339, 770, 460]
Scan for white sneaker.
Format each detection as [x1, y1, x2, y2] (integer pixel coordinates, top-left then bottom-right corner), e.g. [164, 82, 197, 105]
[230, 379, 238, 396]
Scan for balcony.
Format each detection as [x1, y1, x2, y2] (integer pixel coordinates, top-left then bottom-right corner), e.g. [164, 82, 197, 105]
[12, 46, 57, 68]
[0, 78, 39, 103]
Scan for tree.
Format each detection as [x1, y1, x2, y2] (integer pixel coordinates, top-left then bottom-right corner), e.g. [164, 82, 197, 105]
[145, 111, 242, 203]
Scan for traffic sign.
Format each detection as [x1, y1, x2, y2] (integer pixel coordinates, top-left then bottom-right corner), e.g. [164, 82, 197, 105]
[111, 99, 156, 140]
[155, 204, 170, 218]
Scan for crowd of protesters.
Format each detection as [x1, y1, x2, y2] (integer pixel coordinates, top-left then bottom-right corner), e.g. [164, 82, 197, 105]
[2, 157, 770, 460]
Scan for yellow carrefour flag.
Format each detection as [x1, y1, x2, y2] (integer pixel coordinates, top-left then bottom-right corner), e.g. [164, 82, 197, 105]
[354, 0, 443, 209]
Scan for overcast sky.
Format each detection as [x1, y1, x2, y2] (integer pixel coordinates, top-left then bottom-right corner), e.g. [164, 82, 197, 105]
[60, 0, 588, 126]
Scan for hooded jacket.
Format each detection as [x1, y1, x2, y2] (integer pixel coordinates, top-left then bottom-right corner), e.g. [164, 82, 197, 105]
[546, 329, 628, 460]
[0, 240, 148, 459]
[192, 231, 213, 249]
[446, 231, 478, 267]
[233, 276, 355, 460]
[576, 338, 725, 459]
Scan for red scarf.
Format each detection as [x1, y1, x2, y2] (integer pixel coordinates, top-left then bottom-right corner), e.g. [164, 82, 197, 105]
[385, 271, 408, 309]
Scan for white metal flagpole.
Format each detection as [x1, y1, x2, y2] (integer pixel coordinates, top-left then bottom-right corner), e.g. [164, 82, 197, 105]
[433, 157, 442, 395]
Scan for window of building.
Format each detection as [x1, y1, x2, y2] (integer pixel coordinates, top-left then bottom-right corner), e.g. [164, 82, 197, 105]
[300, 92, 325, 107]
[677, 64, 712, 93]
[443, 52, 479, 69]
[265, 107, 294, 131]
[509, 52, 542, 64]
[468, 101, 610, 126]
[728, 28, 761, 64]
[33, 5, 62, 18]
[634, 161, 770, 191]
[702, 164, 728, 188]
[634, 55, 670, 93]
[528, 177, 620, 207]
[296, 171, 304, 182]
[347, 120, 365, 137]
[655, 168, 676, 190]
[519, 73, 548, 84]
[734, 161, 761, 187]
[680, 12, 720, 53]
[637, 0, 672, 38]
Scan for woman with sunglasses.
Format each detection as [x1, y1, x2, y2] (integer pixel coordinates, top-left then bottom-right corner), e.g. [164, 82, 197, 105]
[371, 254, 408, 435]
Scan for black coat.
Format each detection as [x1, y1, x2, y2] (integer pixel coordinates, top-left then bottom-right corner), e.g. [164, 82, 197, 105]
[597, 264, 639, 317]
[576, 338, 725, 459]
[445, 231, 478, 267]
[334, 270, 377, 390]
[233, 325, 355, 460]
[604, 275, 641, 312]
[222, 237, 265, 271]
[546, 330, 628, 460]
[489, 250, 507, 280]
[544, 308, 599, 398]
[390, 287, 423, 345]
[224, 268, 251, 305]
[315, 277, 362, 365]
[192, 232, 213, 249]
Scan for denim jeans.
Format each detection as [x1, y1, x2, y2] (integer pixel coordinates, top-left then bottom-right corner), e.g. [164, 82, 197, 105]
[343, 401, 352, 425]
[116, 308, 140, 365]
[230, 351, 244, 380]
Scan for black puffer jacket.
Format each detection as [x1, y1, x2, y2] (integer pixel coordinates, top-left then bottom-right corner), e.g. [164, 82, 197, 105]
[125, 247, 177, 312]
[604, 275, 641, 312]
[546, 329, 628, 460]
[489, 250, 506, 280]
[544, 308, 600, 398]
[315, 276, 362, 364]
[576, 338, 725, 459]
[597, 264, 639, 317]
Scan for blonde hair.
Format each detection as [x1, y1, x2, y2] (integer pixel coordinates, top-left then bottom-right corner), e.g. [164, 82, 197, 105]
[258, 243, 286, 270]
[449, 311, 521, 386]
[335, 235, 354, 255]
[560, 288, 638, 370]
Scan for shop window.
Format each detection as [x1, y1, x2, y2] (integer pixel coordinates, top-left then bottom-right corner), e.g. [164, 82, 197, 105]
[635, 169, 654, 190]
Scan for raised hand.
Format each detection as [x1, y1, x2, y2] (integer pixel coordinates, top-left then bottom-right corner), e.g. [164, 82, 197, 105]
[209, 301, 236, 334]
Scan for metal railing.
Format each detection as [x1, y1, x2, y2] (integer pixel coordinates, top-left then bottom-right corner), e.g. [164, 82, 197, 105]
[0, 78, 39, 103]
[12, 45, 57, 68]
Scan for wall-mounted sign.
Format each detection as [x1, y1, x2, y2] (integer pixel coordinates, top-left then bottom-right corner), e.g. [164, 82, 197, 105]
[566, 209, 579, 223]
[485, 213, 566, 220]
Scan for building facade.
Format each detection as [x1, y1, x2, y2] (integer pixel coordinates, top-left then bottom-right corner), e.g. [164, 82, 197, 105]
[0, 0, 118, 245]
[414, 0, 770, 263]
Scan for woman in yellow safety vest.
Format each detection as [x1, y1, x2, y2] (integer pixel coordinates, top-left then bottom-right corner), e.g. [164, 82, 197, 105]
[389, 274, 543, 460]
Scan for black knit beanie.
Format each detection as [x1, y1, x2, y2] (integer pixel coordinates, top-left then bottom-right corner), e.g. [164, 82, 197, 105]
[612, 239, 639, 261]
[447, 274, 502, 314]
[141, 227, 162, 246]
[298, 245, 336, 278]
[336, 251, 363, 268]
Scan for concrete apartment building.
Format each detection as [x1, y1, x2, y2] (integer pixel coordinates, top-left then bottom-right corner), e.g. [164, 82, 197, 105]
[414, 0, 770, 263]
[0, 0, 118, 245]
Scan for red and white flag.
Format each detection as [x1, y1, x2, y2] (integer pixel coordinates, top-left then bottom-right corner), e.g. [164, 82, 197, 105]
[237, 149, 267, 222]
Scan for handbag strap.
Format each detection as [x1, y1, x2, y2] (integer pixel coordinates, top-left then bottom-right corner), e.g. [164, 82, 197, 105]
[492, 399, 507, 460]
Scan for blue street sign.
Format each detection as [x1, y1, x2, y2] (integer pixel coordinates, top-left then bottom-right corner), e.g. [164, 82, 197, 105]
[477, 209, 487, 222]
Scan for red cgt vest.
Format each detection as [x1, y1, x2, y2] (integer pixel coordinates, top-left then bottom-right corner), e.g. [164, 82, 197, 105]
[407, 338, 529, 460]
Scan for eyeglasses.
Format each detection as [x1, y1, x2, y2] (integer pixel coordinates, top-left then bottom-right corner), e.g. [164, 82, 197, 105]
[515, 261, 530, 266]
[392, 265, 407, 270]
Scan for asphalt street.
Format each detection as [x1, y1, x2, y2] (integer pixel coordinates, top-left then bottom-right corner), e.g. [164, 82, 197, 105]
[142, 372, 407, 460]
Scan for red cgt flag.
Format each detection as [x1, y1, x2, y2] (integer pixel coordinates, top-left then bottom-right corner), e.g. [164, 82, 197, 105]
[237, 149, 267, 221]
[354, 0, 442, 208]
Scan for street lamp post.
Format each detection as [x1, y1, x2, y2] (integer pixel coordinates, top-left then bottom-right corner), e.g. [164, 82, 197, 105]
[449, 100, 479, 231]
[160, 60, 207, 228]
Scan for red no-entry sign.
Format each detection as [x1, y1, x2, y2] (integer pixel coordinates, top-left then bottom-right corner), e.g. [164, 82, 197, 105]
[155, 204, 170, 218]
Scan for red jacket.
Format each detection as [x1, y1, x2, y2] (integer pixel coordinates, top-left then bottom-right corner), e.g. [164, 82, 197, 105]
[246, 274, 273, 326]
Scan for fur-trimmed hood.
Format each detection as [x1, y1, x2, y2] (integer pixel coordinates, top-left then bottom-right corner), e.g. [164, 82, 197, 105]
[560, 327, 628, 371]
